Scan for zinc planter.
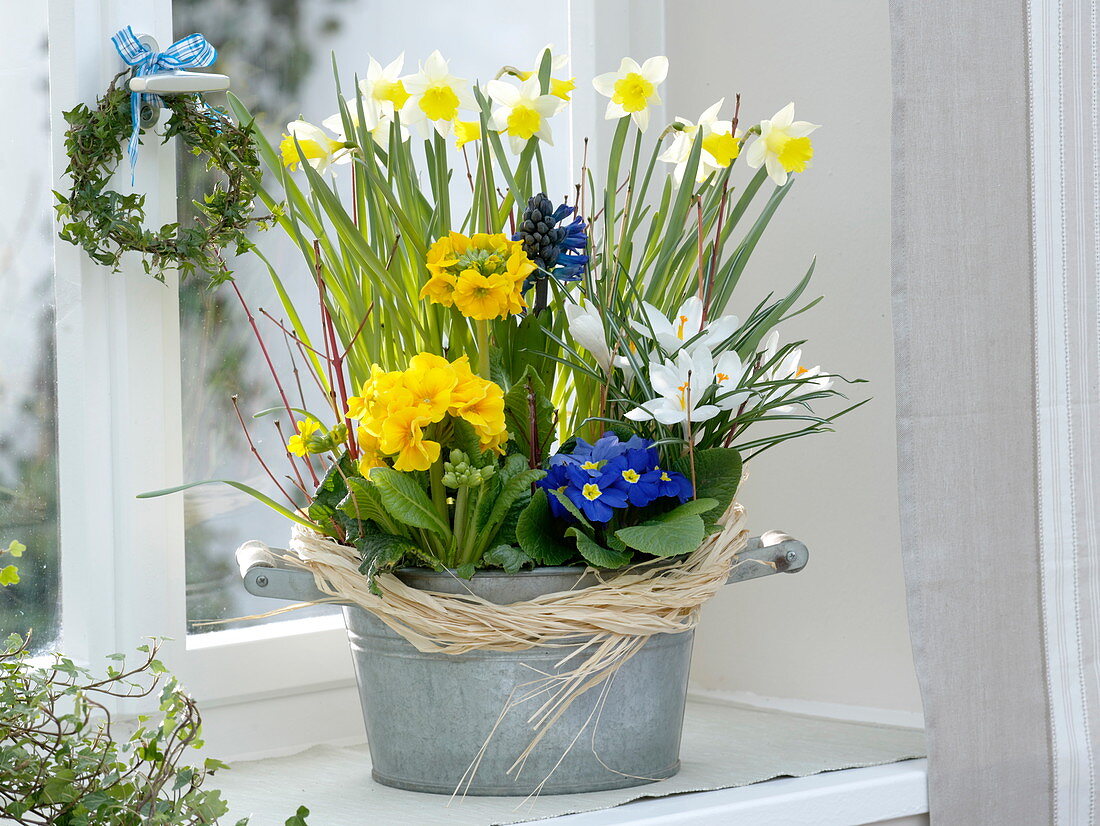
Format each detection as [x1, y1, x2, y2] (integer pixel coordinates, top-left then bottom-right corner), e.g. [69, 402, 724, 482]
[237, 535, 808, 796]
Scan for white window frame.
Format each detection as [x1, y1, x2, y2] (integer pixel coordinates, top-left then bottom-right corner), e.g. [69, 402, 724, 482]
[46, 0, 666, 759]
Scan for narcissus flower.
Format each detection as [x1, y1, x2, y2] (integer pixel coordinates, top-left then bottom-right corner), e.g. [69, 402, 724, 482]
[512, 46, 576, 101]
[486, 75, 565, 153]
[565, 300, 612, 372]
[453, 119, 482, 149]
[358, 54, 411, 116]
[592, 56, 669, 132]
[745, 103, 820, 186]
[322, 93, 408, 152]
[401, 50, 476, 137]
[659, 98, 744, 183]
[279, 121, 346, 172]
[421, 232, 535, 320]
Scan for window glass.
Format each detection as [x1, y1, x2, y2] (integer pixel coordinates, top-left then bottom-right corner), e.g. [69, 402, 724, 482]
[0, 5, 61, 649]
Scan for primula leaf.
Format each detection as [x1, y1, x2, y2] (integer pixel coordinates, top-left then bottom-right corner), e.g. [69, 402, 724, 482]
[369, 467, 451, 538]
[450, 417, 492, 467]
[503, 365, 555, 466]
[672, 449, 742, 526]
[616, 510, 708, 563]
[483, 544, 534, 574]
[455, 562, 477, 580]
[566, 528, 631, 569]
[355, 529, 419, 587]
[339, 476, 401, 535]
[549, 489, 594, 531]
[307, 455, 356, 526]
[516, 489, 575, 566]
[480, 468, 545, 548]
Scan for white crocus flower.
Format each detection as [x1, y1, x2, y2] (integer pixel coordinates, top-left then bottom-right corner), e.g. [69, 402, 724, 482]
[745, 102, 820, 186]
[713, 351, 750, 411]
[358, 54, 411, 117]
[513, 45, 576, 101]
[401, 51, 476, 137]
[757, 330, 832, 411]
[592, 56, 668, 132]
[626, 346, 720, 426]
[633, 296, 739, 354]
[279, 120, 346, 173]
[659, 98, 744, 183]
[565, 301, 612, 372]
[486, 75, 564, 154]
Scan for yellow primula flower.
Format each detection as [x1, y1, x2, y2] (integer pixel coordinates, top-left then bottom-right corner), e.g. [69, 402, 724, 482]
[592, 56, 668, 132]
[744, 102, 820, 186]
[356, 427, 387, 473]
[453, 119, 481, 149]
[403, 353, 458, 421]
[378, 406, 440, 472]
[287, 418, 322, 457]
[279, 121, 346, 172]
[421, 233, 534, 320]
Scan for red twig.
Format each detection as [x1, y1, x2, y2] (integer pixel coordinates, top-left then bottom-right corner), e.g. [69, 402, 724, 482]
[231, 395, 298, 508]
[313, 241, 358, 461]
[230, 279, 319, 486]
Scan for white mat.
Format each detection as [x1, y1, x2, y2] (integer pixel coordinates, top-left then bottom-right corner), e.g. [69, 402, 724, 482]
[215, 699, 926, 825]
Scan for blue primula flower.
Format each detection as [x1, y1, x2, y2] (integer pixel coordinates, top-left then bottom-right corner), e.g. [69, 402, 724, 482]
[539, 432, 694, 521]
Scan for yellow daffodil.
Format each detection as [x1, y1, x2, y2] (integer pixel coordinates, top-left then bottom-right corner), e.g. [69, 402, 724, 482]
[486, 75, 565, 154]
[322, 94, 407, 152]
[453, 119, 481, 149]
[745, 103, 820, 186]
[287, 418, 322, 456]
[279, 120, 346, 172]
[401, 50, 476, 137]
[358, 54, 411, 115]
[513, 46, 575, 101]
[659, 98, 744, 183]
[592, 56, 668, 132]
[421, 233, 534, 320]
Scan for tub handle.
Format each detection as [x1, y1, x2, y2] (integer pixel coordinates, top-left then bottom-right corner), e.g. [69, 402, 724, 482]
[236, 532, 809, 603]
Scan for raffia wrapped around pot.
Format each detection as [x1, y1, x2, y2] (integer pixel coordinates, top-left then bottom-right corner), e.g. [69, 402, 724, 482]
[285, 501, 748, 784]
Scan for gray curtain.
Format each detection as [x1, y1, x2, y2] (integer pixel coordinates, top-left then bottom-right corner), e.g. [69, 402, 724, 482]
[892, 0, 1100, 822]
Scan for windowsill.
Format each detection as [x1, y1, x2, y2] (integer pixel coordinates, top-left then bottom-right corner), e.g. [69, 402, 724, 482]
[529, 759, 929, 825]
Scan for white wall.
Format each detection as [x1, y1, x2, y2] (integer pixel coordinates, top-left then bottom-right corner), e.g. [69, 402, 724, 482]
[664, 1, 922, 714]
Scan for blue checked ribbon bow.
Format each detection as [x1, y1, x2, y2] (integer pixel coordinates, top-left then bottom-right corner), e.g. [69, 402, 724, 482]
[110, 26, 218, 179]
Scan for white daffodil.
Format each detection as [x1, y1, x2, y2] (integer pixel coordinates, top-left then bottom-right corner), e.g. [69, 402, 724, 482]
[713, 351, 750, 411]
[401, 51, 476, 137]
[358, 54, 411, 117]
[592, 56, 668, 132]
[745, 102, 820, 186]
[565, 300, 612, 372]
[626, 346, 720, 426]
[486, 75, 564, 154]
[659, 98, 744, 183]
[321, 95, 407, 158]
[512, 45, 576, 101]
[633, 296, 739, 354]
[279, 120, 346, 173]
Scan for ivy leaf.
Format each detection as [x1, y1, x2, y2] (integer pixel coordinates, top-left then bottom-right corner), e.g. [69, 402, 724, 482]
[566, 528, 631, 569]
[516, 490, 575, 566]
[285, 806, 311, 826]
[5, 540, 25, 557]
[672, 449, 742, 526]
[369, 467, 450, 538]
[0, 566, 20, 586]
[483, 545, 533, 574]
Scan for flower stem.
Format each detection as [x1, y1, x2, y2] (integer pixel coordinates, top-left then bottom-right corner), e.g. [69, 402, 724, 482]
[476, 320, 491, 379]
[452, 486, 469, 564]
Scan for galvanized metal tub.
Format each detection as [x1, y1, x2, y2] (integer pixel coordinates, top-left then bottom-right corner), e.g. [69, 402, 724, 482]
[236, 532, 809, 796]
[348, 566, 690, 795]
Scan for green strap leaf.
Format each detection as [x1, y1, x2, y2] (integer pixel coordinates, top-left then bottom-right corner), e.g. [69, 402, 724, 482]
[137, 480, 317, 531]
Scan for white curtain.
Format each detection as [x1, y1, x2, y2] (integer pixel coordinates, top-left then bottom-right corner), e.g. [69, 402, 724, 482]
[892, 0, 1100, 821]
